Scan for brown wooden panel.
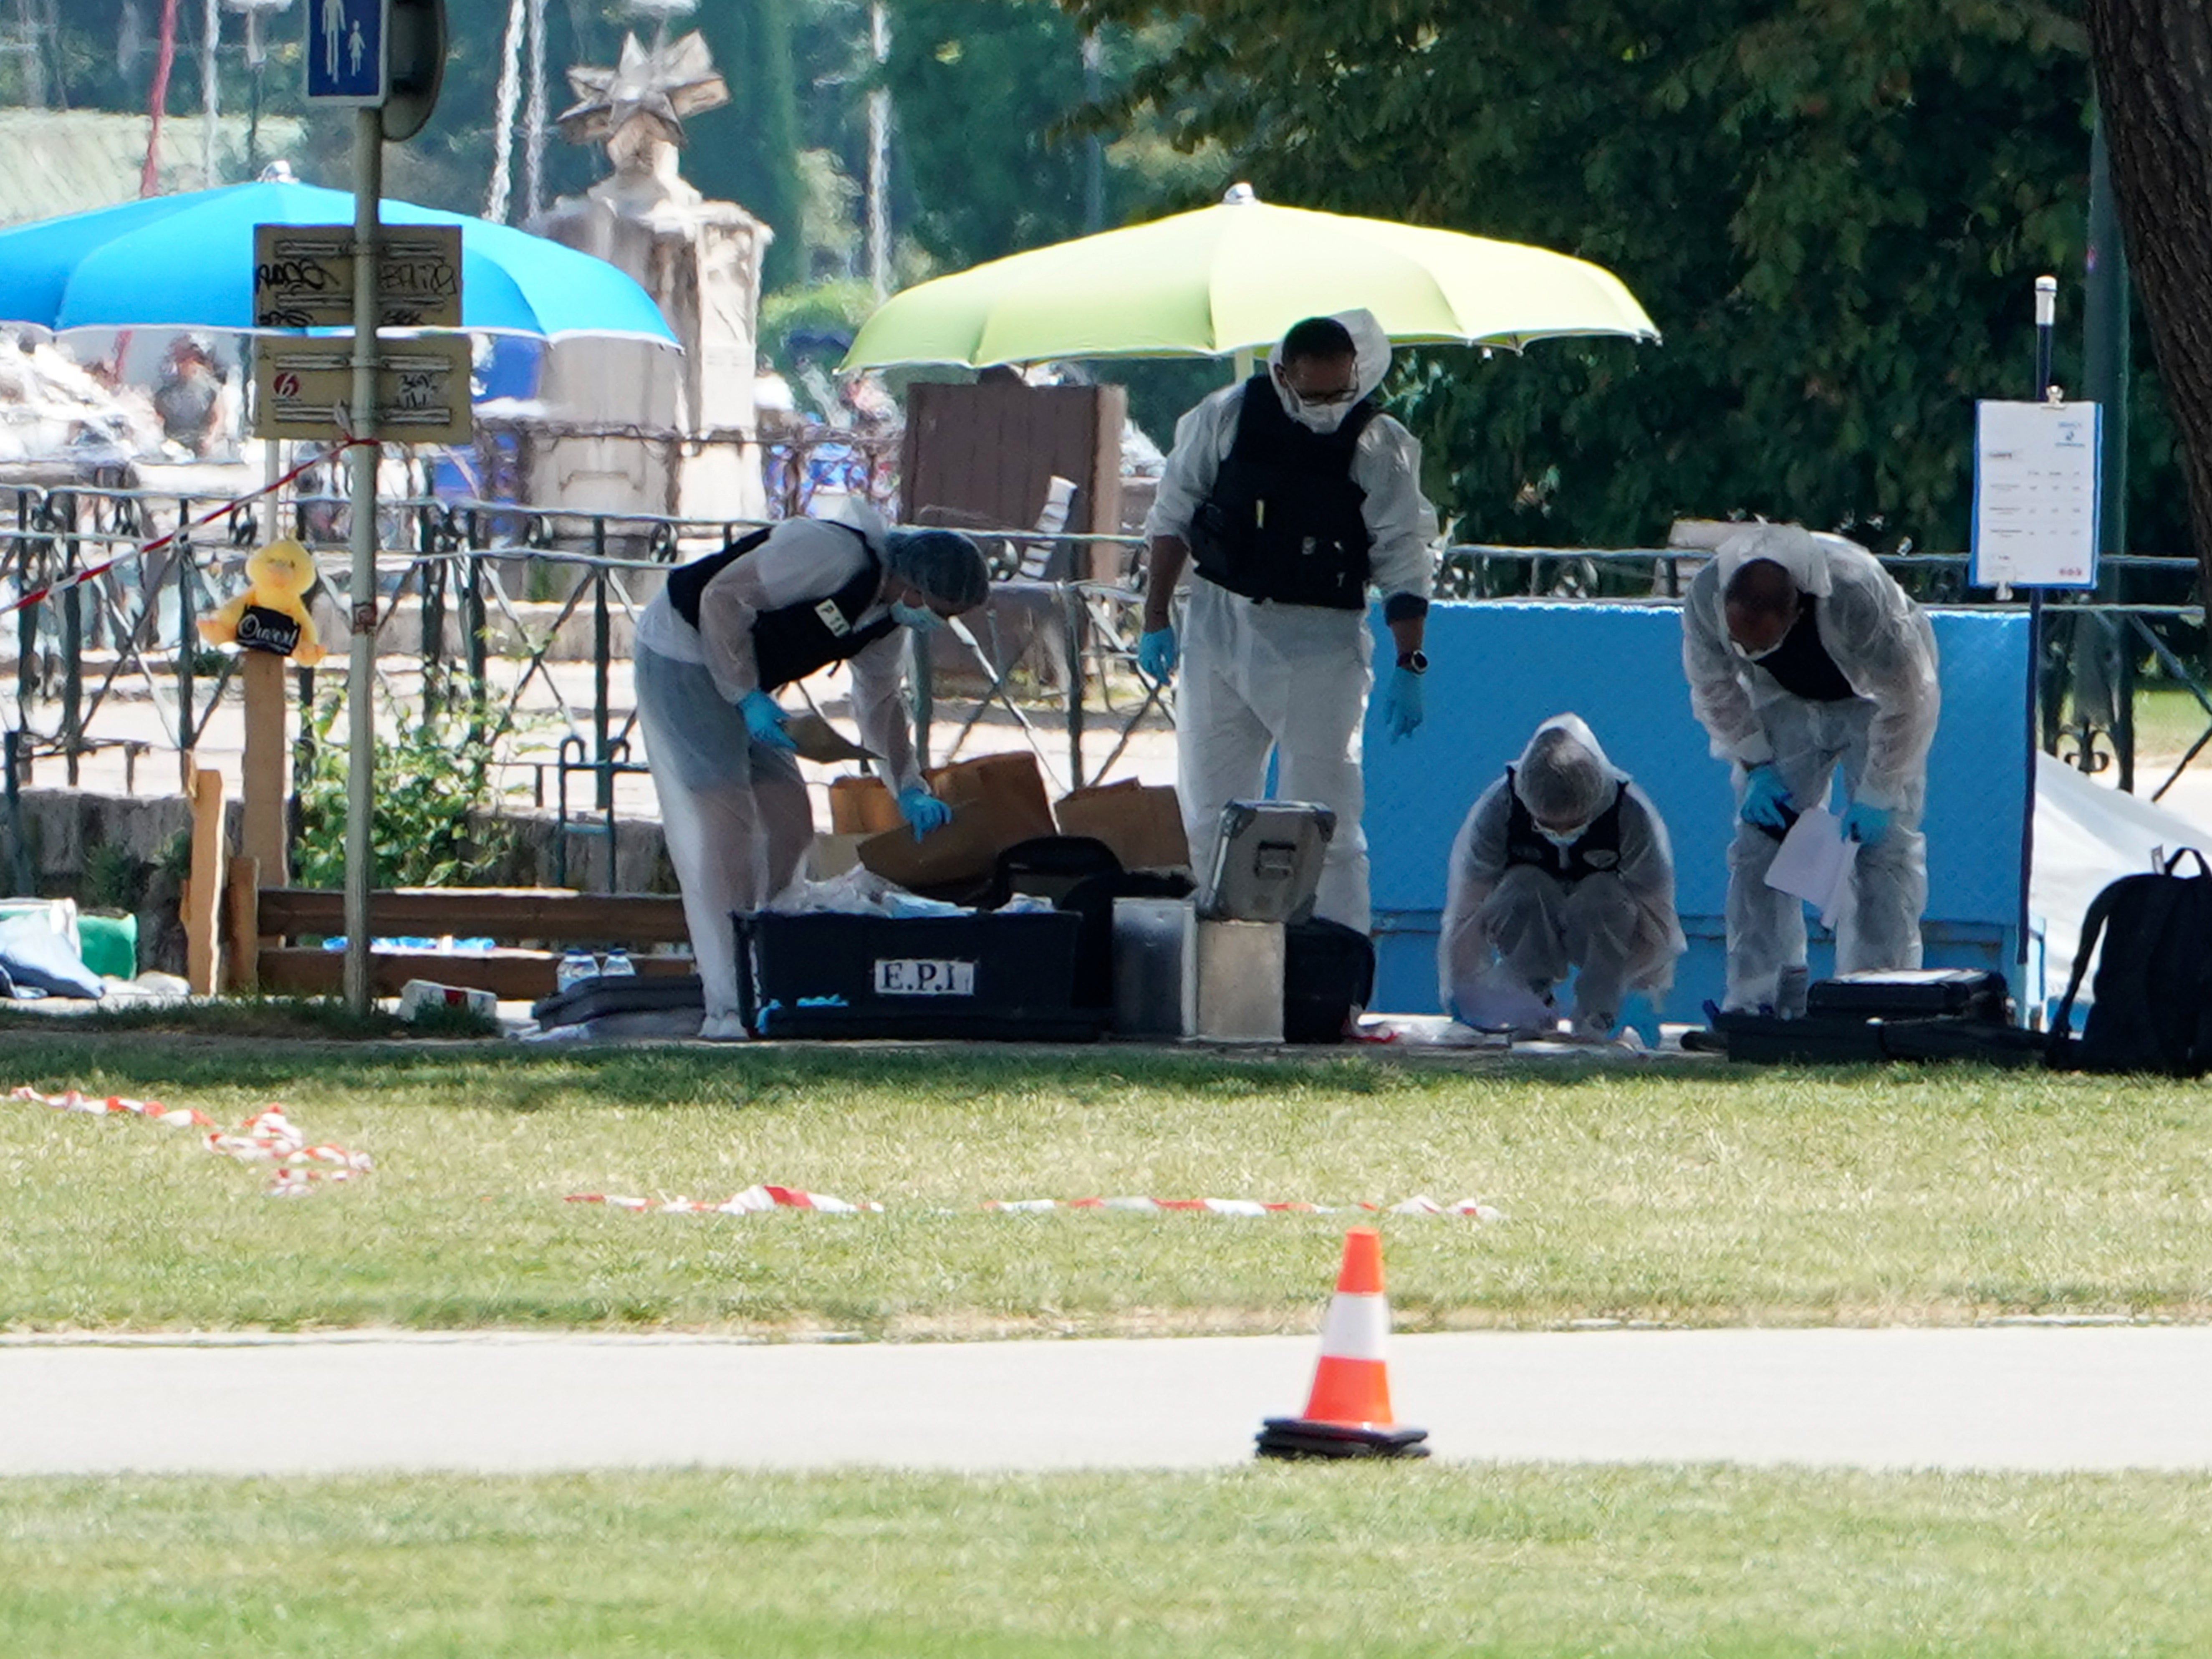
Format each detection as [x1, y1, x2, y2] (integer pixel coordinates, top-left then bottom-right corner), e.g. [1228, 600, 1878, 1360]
[256, 947, 696, 1001]
[255, 888, 690, 945]
[903, 381, 1120, 542]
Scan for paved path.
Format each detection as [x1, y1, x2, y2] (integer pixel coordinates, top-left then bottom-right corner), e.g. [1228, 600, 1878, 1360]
[6, 1327, 2209, 1477]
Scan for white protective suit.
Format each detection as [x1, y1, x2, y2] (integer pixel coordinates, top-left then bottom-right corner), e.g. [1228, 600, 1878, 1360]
[1681, 523, 1942, 1010]
[1144, 309, 1439, 933]
[1438, 715, 1685, 1032]
[634, 508, 925, 1028]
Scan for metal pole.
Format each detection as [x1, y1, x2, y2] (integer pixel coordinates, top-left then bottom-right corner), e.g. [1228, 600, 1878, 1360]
[200, 0, 220, 186]
[2019, 275, 2055, 981]
[867, 0, 890, 300]
[342, 107, 383, 1014]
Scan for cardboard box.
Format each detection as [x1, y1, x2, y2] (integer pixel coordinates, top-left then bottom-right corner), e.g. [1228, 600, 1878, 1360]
[927, 752, 1057, 841]
[1055, 781, 1191, 871]
[828, 776, 902, 835]
[853, 751, 1061, 891]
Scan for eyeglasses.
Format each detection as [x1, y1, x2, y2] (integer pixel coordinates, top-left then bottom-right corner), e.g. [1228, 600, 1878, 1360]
[1275, 366, 1359, 407]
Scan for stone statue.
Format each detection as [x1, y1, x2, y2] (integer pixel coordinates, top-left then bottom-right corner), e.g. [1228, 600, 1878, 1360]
[528, 18, 773, 532]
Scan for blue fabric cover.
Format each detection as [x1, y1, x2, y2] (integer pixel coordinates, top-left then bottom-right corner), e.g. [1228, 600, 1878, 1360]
[0, 914, 104, 998]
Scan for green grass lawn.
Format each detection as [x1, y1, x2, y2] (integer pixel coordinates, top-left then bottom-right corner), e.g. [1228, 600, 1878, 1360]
[3, 1033, 2208, 1333]
[2130, 682, 2212, 759]
[2, 1466, 2208, 1657]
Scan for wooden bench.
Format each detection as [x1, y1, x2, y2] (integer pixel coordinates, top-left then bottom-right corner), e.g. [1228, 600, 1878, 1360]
[228, 882, 692, 1000]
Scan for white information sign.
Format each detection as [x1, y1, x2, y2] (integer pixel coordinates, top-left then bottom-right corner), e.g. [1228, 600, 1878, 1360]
[1971, 399, 2101, 590]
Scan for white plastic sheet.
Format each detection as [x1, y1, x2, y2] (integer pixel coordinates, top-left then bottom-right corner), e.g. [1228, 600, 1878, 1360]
[2032, 753, 2211, 1005]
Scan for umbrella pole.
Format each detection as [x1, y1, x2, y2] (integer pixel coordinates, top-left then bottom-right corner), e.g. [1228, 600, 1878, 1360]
[343, 109, 384, 1015]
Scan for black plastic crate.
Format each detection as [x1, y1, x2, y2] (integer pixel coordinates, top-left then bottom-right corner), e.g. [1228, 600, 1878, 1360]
[735, 910, 1103, 1040]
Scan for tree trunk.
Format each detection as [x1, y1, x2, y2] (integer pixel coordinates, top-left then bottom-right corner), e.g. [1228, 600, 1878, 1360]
[2084, 0, 2212, 597]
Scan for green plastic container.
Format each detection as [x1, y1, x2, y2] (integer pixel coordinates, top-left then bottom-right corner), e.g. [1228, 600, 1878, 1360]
[77, 913, 138, 981]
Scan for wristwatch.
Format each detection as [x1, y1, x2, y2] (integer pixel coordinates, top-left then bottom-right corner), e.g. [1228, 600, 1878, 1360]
[1396, 649, 1429, 674]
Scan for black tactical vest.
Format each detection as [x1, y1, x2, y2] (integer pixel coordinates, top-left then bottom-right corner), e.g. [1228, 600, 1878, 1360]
[1755, 598, 1859, 703]
[664, 521, 896, 691]
[1188, 374, 1376, 610]
[1502, 769, 1629, 884]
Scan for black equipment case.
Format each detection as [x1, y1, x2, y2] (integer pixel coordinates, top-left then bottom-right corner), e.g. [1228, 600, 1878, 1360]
[1804, 968, 2010, 1022]
[736, 910, 1103, 1040]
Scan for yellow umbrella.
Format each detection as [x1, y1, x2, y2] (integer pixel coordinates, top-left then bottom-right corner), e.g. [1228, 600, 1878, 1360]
[841, 184, 1659, 369]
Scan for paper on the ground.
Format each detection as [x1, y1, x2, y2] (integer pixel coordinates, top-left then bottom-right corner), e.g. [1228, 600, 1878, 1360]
[1764, 804, 1858, 927]
[1451, 973, 1558, 1035]
[784, 713, 877, 764]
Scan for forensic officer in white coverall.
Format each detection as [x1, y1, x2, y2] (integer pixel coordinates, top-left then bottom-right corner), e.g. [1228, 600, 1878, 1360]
[634, 510, 990, 1038]
[1682, 523, 1941, 1013]
[1439, 714, 1685, 1039]
[1137, 310, 1439, 933]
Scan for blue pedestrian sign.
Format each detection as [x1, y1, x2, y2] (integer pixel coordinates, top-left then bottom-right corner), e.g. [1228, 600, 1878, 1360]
[306, 0, 389, 105]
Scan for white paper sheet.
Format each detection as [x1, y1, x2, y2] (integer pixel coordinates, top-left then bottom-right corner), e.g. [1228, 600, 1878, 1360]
[1763, 805, 1858, 928]
[1450, 971, 1559, 1035]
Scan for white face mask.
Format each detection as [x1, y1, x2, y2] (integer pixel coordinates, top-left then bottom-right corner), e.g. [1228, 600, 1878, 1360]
[1538, 821, 1591, 848]
[1288, 399, 1351, 434]
[1275, 364, 1359, 434]
[889, 601, 944, 633]
[1729, 633, 1784, 663]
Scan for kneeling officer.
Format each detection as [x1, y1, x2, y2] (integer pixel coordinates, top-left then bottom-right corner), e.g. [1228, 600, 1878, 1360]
[1439, 715, 1685, 1039]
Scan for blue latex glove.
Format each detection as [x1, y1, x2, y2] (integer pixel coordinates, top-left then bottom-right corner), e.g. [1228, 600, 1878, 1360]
[1842, 801, 1891, 846]
[739, 689, 797, 751]
[897, 785, 953, 840]
[1379, 666, 1424, 741]
[1739, 763, 1793, 830]
[1136, 626, 1177, 683]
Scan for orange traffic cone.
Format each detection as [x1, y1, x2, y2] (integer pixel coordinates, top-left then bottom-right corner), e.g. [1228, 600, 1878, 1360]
[1255, 1227, 1429, 1460]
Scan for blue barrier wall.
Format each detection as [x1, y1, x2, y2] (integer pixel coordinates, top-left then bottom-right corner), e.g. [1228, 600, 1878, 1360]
[1362, 601, 2030, 1021]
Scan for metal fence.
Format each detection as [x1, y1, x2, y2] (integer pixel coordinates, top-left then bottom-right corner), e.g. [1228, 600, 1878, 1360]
[2, 471, 2205, 893]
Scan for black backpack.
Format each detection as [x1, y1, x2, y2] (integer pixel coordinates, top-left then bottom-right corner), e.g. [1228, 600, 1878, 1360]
[2048, 849, 2212, 1076]
[1283, 918, 1376, 1044]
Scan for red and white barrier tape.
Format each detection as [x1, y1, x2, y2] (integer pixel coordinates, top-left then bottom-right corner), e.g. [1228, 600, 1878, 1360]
[2, 441, 366, 620]
[566, 1183, 881, 1215]
[12, 1085, 372, 1195]
[568, 1186, 1502, 1221]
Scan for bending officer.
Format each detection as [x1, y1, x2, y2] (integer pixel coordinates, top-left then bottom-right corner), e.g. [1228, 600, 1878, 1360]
[1682, 523, 1940, 1012]
[634, 511, 990, 1038]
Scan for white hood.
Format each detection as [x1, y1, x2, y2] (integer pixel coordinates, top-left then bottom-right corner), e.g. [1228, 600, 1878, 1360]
[1712, 521, 1874, 601]
[1509, 713, 1627, 826]
[1266, 307, 1391, 419]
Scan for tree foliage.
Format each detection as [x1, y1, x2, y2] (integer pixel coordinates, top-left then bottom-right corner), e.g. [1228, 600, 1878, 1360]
[1066, 0, 2182, 558]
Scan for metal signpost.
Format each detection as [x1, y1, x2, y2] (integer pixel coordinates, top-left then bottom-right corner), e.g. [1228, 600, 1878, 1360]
[298, 0, 446, 1012]
[1972, 275, 2102, 992]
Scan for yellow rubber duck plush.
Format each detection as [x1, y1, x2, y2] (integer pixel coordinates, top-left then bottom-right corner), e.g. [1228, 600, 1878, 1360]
[198, 538, 326, 665]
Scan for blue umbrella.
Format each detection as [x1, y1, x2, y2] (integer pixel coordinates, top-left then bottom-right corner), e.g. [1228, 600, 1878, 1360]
[0, 177, 676, 344]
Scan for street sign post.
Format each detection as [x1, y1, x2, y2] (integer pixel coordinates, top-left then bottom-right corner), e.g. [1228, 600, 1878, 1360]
[253, 224, 462, 329]
[254, 334, 472, 444]
[305, 0, 389, 105]
[301, 0, 447, 1013]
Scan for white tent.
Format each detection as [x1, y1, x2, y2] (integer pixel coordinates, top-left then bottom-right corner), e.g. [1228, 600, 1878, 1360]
[2032, 754, 2212, 1006]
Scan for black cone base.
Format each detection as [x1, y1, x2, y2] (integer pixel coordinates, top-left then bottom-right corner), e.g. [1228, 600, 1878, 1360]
[1255, 1417, 1431, 1460]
